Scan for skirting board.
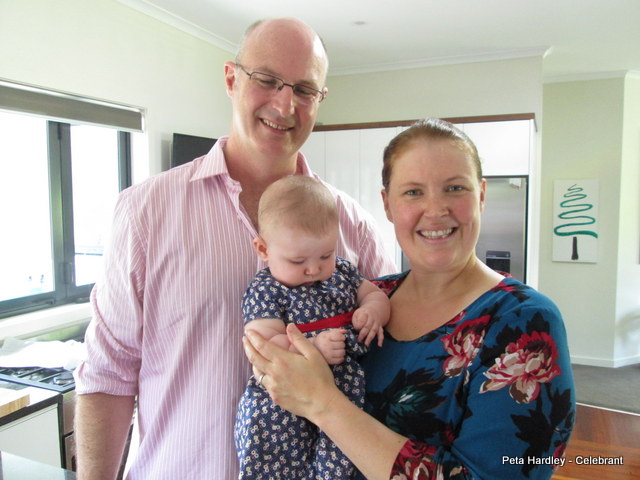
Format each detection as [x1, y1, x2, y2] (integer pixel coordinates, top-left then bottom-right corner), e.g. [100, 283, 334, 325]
[571, 354, 640, 368]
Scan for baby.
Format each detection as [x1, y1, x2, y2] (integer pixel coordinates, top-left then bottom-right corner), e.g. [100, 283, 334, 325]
[234, 175, 390, 479]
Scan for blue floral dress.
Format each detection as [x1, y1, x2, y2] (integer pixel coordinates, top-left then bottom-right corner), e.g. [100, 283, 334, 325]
[359, 272, 575, 480]
[235, 257, 366, 480]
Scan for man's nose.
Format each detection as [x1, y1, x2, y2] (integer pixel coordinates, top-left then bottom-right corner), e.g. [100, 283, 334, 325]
[271, 85, 296, 115]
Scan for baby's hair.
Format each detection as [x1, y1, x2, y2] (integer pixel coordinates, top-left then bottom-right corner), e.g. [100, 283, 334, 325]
[258, 176, 338, 237]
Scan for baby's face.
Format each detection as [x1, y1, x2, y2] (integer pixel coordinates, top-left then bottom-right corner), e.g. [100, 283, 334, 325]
[262, 224, 338, 288]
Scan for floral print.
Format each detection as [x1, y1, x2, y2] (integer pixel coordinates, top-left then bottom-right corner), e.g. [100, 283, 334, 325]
[441, 315, 490, 377]
[360, 273, 575, 480]
[481, 331, 561, 404]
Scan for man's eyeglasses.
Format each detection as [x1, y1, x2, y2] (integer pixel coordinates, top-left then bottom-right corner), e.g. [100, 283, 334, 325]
[236, 63, 326, 105]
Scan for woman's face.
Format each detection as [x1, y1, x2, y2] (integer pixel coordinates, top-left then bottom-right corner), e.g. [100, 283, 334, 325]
[382, 138, 486, 274]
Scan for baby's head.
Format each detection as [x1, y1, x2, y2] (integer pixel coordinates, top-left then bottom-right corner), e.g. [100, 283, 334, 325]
[254, 175, 339, 287]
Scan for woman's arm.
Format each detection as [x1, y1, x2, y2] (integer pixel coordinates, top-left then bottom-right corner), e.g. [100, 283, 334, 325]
[243, 324, 406, 480]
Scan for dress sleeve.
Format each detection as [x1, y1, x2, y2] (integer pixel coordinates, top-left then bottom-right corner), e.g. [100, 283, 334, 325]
[241, 273, 287, 324]
[388, 294, 575, 479]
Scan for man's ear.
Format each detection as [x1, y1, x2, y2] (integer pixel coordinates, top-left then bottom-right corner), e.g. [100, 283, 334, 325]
[224, 61, 237, 97]
[253, 236, 269, 262]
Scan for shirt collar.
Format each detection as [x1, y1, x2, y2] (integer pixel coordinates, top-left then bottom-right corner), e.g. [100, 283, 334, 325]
[190, 136, 314, 182]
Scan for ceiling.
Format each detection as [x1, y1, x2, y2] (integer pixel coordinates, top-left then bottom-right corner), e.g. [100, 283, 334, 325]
[118, 0, 640, 81]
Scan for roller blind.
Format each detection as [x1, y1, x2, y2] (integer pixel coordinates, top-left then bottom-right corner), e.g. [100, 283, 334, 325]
[0, 79, 144, 132]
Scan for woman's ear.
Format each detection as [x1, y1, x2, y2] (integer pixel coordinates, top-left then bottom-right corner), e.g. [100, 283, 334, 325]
[253, 236, 269, 262]
[479, 178, 487, 213]
[381, 189, 392, 222]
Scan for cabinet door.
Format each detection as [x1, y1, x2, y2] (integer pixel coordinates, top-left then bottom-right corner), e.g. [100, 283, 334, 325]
[460, 120, 531, 176]
[359, 127, 400, 265]
[324, 130, 360, 200]
[0, 405, 60, 467]
[303, 131, 326, 179]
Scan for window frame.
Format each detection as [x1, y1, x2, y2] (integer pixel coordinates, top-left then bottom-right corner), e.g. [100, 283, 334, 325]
[0, 119, 132, 319]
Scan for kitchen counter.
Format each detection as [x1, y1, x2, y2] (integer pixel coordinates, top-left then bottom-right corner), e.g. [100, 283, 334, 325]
[0, 451, 76, 479]
[0, 383, 59, 427]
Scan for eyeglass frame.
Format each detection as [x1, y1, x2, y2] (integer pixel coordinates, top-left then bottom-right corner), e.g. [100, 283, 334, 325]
[235, 63, 326, 104]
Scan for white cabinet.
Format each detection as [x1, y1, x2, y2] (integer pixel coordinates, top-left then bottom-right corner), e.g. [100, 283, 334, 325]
[0, 404, 61, 467]
[306, 128, 401, 267]
[457, 120, 532, 176]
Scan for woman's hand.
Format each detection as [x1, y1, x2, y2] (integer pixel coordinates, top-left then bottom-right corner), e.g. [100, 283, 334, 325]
[243, 323, 342, 421]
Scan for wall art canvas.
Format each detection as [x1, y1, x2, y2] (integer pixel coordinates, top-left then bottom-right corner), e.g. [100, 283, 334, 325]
[552, 179, 599, 263]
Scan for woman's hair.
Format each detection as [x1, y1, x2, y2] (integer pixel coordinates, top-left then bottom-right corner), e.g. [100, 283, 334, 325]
[382, 118, 482, 190]
[258, 175, 338, 237]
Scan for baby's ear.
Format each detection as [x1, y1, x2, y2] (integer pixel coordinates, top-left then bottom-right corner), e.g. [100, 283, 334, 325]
[253, 236, 269, 261]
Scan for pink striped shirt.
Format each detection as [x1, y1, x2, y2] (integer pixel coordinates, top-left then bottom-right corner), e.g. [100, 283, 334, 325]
[75, 137, 396, 479]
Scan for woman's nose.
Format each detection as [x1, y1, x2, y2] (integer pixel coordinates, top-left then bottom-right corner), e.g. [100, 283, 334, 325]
[422, 194, 448, 217]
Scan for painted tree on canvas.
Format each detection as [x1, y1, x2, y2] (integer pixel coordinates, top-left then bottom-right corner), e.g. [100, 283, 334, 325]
[553, 184, 598, 260]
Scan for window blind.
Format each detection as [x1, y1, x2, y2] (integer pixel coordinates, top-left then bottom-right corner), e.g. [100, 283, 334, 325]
[0, 79, 144, 132]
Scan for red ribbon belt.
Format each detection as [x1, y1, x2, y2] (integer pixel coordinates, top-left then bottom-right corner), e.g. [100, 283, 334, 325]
[296, 310, 355, 333]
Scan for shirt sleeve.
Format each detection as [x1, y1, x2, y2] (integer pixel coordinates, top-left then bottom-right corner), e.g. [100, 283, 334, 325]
[74, 188, 145, 396]
[388, 297, 575, 480]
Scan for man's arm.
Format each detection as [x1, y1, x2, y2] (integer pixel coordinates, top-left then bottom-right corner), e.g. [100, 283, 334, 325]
[75, 392, 135, 480]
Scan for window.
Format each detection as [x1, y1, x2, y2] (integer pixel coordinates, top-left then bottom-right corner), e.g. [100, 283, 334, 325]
[0, 81, 142, 319]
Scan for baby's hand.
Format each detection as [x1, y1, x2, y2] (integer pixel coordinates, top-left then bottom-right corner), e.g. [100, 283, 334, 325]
[352, 307, 385, 347]
[313, 329, 346, 365]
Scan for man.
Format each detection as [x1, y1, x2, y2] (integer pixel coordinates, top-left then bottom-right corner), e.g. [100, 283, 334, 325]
[74, 18, 396, 479]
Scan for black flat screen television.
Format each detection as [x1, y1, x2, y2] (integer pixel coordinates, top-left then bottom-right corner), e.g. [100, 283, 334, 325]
[171, 133, 217, 168]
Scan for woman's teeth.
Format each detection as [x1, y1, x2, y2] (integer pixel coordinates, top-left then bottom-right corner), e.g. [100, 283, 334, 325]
[419, 228, 453, 239]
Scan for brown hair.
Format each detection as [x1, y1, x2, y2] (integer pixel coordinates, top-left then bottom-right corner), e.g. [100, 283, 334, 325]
[258, 175, 338, 237]
[382, 118, 482, 190]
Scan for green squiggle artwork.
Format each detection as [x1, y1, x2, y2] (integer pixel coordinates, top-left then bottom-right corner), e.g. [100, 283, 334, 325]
[553, 184, 598, 238]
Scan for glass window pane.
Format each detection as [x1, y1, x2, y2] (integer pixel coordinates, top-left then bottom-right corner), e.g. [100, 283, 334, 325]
[0, 111, 54, 301]
[70, 125, 120, 286]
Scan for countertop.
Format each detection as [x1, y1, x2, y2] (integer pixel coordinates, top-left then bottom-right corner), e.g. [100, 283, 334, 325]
[0, 451, 76, 479]
[0, 382, 59, 428]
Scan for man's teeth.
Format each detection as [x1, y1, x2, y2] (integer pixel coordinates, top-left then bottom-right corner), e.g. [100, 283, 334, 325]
[419, 228, 453, 239]
[263, 119, 290, 130]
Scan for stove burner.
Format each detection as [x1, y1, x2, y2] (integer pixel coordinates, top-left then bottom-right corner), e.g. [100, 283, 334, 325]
[0, 366, 75, 392]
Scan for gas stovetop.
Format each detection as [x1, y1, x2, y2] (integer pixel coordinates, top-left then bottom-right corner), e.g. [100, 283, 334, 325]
[0, 366, 75, 393]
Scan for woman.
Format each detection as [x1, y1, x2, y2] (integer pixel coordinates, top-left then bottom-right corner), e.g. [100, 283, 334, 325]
[243, 118, 575, 479]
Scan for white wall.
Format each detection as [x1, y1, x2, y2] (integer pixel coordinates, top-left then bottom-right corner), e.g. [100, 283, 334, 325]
[317, 56, 543, 124]
[616, 75, 640, 364]
[542, 75, 640, 366]
[0, 0, 233, 179]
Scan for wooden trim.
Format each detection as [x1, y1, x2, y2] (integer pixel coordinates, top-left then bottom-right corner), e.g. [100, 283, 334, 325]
[313, 112, 535, 132]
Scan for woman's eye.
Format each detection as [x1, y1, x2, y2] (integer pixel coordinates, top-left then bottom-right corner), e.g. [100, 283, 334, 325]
[405, 189, 421, 196]
[448, 185, 465, 192]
